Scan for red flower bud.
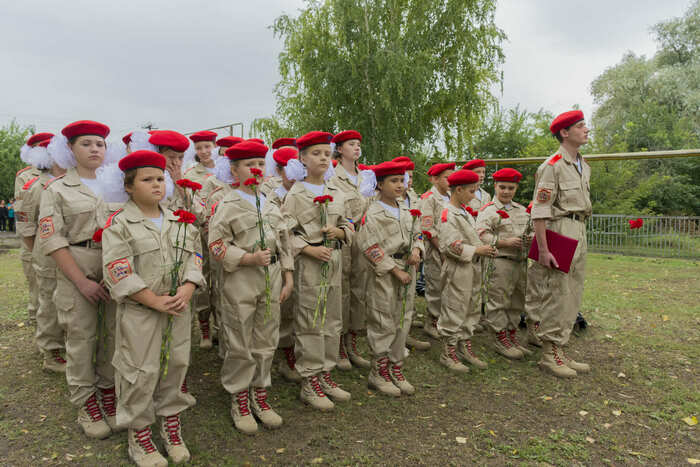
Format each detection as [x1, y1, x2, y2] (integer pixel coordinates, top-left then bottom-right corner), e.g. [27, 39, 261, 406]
[496, 210, 509, 219]
[421, 230, 432, 240]
[243, 178, 259, 186]
[250, 168, 263, 177]
[409, 209, 422, 217]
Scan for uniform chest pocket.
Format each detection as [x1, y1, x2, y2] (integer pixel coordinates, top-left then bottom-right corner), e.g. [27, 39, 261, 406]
[132, 237, 160, 256]
[346, 196, 364, 219]
[64, 200, 94, 216]
[559, 180, 585, 209]
[231, 215, 259, 237]
[327, 203, 344, 225]
[298, 208, 321, 226]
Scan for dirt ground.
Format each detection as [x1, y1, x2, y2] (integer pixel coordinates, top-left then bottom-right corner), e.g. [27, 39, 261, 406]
[0, 252, 698, 466]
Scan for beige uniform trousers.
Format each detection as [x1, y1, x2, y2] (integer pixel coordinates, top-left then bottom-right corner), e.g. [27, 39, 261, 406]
[341, 240, 367, 333]
[278, 285, 296, 348]
[220, 263, 281, 394]
[423, 243, 443, 320]
[20, 244, 39, 320]
[294, 250, 343, 377]
[56, 246, 116, 406]
[366, 260, 416, 365]
[438, 258, 482, 346]
[114, 302, 196, 429]
[484, 257, 527, 332]
[193, 233, 213, 323]
[33, 250, 64, 352]
[528, 218, 587, 345]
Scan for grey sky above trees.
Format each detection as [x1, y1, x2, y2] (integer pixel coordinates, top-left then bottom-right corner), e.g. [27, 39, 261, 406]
[0, 0, 690, 138]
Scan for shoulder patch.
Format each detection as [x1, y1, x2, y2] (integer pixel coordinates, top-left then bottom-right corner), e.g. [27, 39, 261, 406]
[44, 174, 65, 189]
[205, 173, 213, 178]
[103, 209, 124, 230]
[22, 176, 40, 191]
[16, 166, 32, 177]
[211, 201, 220, 216]
[420, 191, 433, 200]
[479, 201, 494, 212]
[184, 166, 195, 174]
[440, 208, 449, 223]
[547, 154, 563, 166]
[364, 244, 385, 264]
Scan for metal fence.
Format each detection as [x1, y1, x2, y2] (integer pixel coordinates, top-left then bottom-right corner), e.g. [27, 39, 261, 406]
[586, 214, 700, 259]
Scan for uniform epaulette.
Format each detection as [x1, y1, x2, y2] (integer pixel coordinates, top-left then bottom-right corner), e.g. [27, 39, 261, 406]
[44, 174, 65, 189]
[184, 166, 195, 174]
[361, 213, 366, 226]
[440, 208, 449, 223]
[480, 201, 494, 212]
[16, 166, 33, 176]
[211, 201, 220, 216]
[420, 191, 433, 200]
[547, 154, 563, 166]
[205, 173, 213, 178]
[103, 209, 124, 230]
[22, 176, 40, 191]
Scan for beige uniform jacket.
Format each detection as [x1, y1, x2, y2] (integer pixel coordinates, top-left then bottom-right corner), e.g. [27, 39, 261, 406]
[14, 165, 42, 261]
[16, 171, 58, 276]
[418, 187, 450, 242]
[259, 176, 282, 197]
[328, 164, 368, 223]
[468, 187, 492, 212]
[201, 175, 228, 206]
[183, 163, 215, 194]
[476, 199, 530, 260]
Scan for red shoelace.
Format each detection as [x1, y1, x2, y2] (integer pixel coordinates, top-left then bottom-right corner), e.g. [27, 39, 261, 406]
[84, 394, 103, 421]
[100, 387, 116, 417]
[163, 415, 182, 445]
[135, 427, 157, 453]
[236, 390, 250, 416]
[253, 388, 271, 410]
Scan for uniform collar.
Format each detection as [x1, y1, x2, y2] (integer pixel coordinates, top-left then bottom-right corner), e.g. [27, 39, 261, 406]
[122, 199, 171, 225]
[335, 163, 361, 184]
[557, 145, 581, 165]
[64, 167, 100, 199]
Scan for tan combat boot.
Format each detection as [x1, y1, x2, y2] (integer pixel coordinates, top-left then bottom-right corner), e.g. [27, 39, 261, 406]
[128, 426, 167, 467]
[494, 330, 524, 360]
[368, 357, 401, 397]
[42, 349, 66, 373]
[99, 386, 119, 431]
[337, 339, 352, 371]
[199, 319, 212, 349]
[250, 387, 283, 429]
[230, 390, 258, 434]
[160, 414, 190, 464]
[440, 342, 469, 373]
[527, 321, 543, 347]
[457, 340, 488, 369]
[300, 375, 334, 411]
[344, 331, 371, 368]
[559, 348, 591, 373]
[538, 342, 577, 378]
[423, 316, 440, 339]
[77, 393, 111, 439]
[278, 346, 302, 383]
[508, 329, 533, 356]
[320, 372, 351, 402]
[406, 335, 431, 351]
[389, 364, 415, 395]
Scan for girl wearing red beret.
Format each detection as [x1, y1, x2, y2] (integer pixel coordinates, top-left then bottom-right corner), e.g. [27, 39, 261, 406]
[329, 130, 372, 370]
[37, 121, 118, 439]
[281, 131, 355, 410]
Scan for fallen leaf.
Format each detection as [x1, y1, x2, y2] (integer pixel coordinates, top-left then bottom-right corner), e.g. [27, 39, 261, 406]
[20, 429, 28, 434]
[310, 458, 324, 464]
[113, 444, 122, 451]
[612, 410, 622, 417]
[439, 403, 447, 408]
[259, 456, 266, 461]
[455, 436, 467, 444]
[682, 416, 698, 426]
[662, 315, 669, 321]
[489, 430, 496, 437]
[203, 372, 210, 376]
[579, 410, 588, 417]
[687, 458, 700, 464]
[585, 436, 595, 444]
[617, 372, 626, 378]
[605, 334, 613, 339]
[39, 415, 47, 422]
[17, 322, 24, 328]
[276, 448, 285, 454]
[541, 396, 553, 401]
[603, 423, 612, 429]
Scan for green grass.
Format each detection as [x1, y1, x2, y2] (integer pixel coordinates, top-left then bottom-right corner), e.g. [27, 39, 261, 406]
[0, 251, 698, 465]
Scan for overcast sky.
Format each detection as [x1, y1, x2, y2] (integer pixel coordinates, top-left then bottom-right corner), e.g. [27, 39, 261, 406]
[0, 0, 691, 140]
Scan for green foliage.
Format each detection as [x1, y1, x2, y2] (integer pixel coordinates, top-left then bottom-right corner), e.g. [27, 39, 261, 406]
[0, 121, 34, 200]
[271, 0, 505, 163]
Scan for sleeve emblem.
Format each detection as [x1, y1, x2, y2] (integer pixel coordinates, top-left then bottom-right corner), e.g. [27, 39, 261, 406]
[107, 258, 132, 283]
[536, 188, 552, 203]
[364, 244, 385, 264]
[421, 215, 433, 228]
[209, 238, 226, 259]
[194, 252, 203, 269]
[38, 216, 54, 238]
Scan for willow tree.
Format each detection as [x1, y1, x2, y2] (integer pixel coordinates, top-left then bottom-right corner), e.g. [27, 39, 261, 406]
[271, 0, 504, 162]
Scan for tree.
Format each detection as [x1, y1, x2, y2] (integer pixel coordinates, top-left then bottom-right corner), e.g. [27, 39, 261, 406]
[0, 121, 34, 200]
[271, 0, 505, 163]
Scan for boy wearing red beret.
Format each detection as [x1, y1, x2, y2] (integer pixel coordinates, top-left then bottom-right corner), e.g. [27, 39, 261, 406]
[462, 159, 492, 211]
[476, 168, 533, 361]
[437, 170, 495, 372]
[417, 162, 455, 339]
[528, 110, 592, 378]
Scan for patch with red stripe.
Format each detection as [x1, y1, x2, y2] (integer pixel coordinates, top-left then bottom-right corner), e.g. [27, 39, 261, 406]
[103, 209, 123, 230]
[38, 216, 54, 238]
[421, 215, 433, 228]
[440, 208, 448, 223]
[22, 176, 40, 191]
[107, 258, 132, 283]
[209, 238, 226, 259]
[16, 212, 29, 223]
[479, 201, 494, 212]
[547, 154, 562, 166]
[364, 244, 384, 264]
[420, 191, 433, 200]
[16, 166, 32, 176]
[44, 175, 65, 189]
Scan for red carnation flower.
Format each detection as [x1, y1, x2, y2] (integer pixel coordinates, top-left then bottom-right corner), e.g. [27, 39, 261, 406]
[92, 228, 103, 243]
[629, 218, 643, 229]
[409, 209, 422, 217]
[244, 178, 259, 186]
[463, 205, 477, 217]
[526, 202, 533, 214]
[496, 210, 510, 219]
[313, 195, 333, 204]
[250, 168, 263, 177]
[176, 210, 197, 224]
[421, 230, 432, 240]
[176, 179, 202, 191]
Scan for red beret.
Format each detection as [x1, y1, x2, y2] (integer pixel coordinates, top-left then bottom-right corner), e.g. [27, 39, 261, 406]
[448, 169, 479, 187]
[550, 110, 584, 134]
[122, 132, 133, 145]
[462, 159, 485, 170]
[427, 162, 456, 176]
[247, 138, 265, 145]
[225, 141, 269, 160]
[38, 138, 52, 148]
[272, 137, 296, 149]
[118, 150, 166, 172]
[62, 120, 110, 139]
[492, 168, 522, 183]
[149, 130, 190, 152]
[372, 161, 405, 178]
[189, 130, 217, 143]
[393, 156, 415, 170]
[332, 130, 362, 144]
[216, 136, 244, 148]
[26, 132, 54, 146]
[357, 163, 372, 171]
[273, 147, 298, 166]
[296, 131, 333, 150]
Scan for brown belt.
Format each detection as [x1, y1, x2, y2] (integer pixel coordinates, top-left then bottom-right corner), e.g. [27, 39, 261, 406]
[70, 240, 101, 249]
[565, 212, 587, 222]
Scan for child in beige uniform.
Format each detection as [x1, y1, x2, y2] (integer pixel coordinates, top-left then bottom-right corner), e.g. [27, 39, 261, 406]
[281, 131, 354, 411]
[208, 141, 294, 434]
[357, 161, 424, 396]
[437, 169, 495, 373]
[101, 150, 205, 466]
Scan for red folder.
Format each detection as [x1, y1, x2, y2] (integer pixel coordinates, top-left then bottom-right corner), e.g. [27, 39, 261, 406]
[528, 229, 579, 274]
